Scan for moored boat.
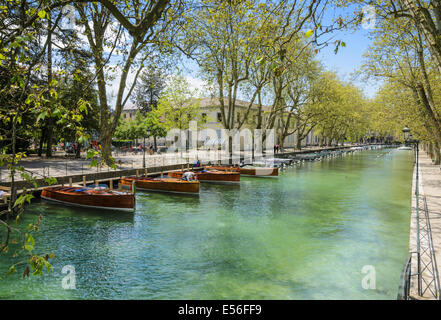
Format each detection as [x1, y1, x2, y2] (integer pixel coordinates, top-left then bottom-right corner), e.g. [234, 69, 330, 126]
[168, 169, 240, 184]
[41, 186, 135, 212]
[120, 176, 200, 194]
[206, 165, 278, 177]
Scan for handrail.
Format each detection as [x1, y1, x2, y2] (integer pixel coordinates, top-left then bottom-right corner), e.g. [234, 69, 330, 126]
[397, 253, 414, 300]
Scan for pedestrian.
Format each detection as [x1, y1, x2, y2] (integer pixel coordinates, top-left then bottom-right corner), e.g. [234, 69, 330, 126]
[182, 171, 195, 181]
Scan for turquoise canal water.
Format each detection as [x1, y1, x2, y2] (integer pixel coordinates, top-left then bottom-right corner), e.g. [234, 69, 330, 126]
[0, 148, 413, 299]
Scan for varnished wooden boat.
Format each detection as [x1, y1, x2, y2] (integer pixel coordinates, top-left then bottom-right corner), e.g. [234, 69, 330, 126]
[41, 186, 135, 212]
[168, 170, 240, 184]
[121, 176, 200, 194]
[206, 165, 278, 177]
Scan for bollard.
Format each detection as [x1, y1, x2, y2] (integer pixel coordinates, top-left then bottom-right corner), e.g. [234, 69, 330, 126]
[110, 179, 113, 190]
[136, 170, 139, 177]
[83, 176, 86, 187]
[69, 177, 72, 187]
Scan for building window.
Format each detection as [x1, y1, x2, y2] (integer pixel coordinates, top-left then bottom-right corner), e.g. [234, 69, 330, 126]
[217, 112, 222, 122]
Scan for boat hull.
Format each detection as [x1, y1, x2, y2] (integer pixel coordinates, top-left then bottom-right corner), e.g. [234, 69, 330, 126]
[206, 166, 278, 177]
[41, 186, 135, 212]
[121, 177, 200, 194]
[168, 171, 240, 183]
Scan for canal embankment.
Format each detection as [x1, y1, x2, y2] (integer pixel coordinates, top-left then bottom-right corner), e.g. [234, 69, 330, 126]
[407, 152, 441, 299]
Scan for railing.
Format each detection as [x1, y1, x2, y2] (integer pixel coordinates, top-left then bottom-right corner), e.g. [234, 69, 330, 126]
[398, 253, 414, 300]
[419, 195, 441, 299]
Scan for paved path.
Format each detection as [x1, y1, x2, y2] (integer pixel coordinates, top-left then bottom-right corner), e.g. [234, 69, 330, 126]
[0, 145, 358, 183]
[409, 152, 441, 299]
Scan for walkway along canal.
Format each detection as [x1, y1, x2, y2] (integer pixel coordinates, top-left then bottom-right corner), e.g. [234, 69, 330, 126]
[0, 147, 414, 299]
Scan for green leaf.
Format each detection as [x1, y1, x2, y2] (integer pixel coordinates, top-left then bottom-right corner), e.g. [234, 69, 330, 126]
[38, 10, 46, 19]
[24, 234, 35, 252]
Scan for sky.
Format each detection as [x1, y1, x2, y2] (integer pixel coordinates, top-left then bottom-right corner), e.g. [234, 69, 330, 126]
[179, 5, 380, 101]
[316, 26, 379, 98]
[104, 4, 381, 107]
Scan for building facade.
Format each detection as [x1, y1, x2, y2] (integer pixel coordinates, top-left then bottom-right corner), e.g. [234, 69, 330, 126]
[121, 98, 319, 149]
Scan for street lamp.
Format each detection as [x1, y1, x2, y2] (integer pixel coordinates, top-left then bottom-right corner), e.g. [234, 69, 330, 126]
[402, 125, 411, 143]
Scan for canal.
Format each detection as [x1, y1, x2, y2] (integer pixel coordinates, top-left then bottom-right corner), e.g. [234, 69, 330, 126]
[0, 148, 414, 299]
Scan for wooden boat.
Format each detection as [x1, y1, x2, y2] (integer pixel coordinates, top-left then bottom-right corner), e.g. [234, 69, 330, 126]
[168, 169, 240, 184]
[41, 186, 135, 212]
[206, 165, 278, 177]
[120, 176, 199, 194]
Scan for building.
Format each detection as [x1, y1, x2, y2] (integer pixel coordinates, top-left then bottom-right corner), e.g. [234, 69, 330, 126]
[120, 97, 319, 149]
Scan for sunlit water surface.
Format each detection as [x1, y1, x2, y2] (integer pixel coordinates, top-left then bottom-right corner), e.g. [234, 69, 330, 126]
[0, 148, 413, 299]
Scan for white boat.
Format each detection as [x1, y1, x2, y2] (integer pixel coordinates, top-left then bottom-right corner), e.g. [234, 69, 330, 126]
[397, 146, 412, 150]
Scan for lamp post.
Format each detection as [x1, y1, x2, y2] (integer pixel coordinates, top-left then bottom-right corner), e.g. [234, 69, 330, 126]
[402, 125, 410, 145]
[403, 125, 421, 295]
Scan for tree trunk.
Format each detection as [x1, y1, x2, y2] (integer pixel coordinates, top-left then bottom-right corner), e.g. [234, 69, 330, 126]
[38, 127, 46, 157]
[45, 11, 53, 158]
[434, 141, 441, 165]
[296, 137, 302, 150]
[45, 118, 54, 157]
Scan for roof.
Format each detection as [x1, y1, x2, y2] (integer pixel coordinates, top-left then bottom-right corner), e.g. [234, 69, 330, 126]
[122, 98, 271, 112]
[199, 97, 271, 111]
[122, 102, 139, 111]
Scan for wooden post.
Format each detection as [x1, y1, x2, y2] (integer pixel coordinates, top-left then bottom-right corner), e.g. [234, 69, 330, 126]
[110, 179, 113, 190]
[69, 177, 72, 187]
[144, 168, 148, 176]
[132, 181, 136, 194]
[3, 195, 7, 204]
[181, 164, 183, 171]
[187, 162, 189, 170]
[83, 175, 86, 187]
[136, 170, 139, 177]
[94, 180, 97, 187]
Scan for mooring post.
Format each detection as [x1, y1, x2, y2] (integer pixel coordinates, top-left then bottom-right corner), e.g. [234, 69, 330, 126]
[144, 168, 148, 176]
[132, 181, 136, 195]
[69, 177, 72, 187]
[136, 170, 139, 177]
[110, 179, 113, 190]
[83, 175, 86, 187]
[94, 179, 97, 187]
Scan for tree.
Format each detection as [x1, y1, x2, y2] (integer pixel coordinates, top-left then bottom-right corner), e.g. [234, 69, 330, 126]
[133, 66, 166, 113]
[360, 11, 441, 162]
[75, 0, 176, 165]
